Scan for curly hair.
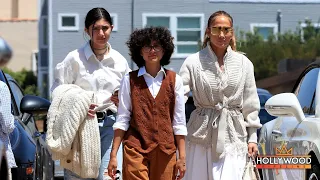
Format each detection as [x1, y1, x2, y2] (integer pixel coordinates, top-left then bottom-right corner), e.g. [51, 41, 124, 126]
[126, 27, 174, 67]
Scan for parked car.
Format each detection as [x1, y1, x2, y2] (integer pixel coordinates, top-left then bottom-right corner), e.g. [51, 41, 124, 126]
[0, 69, 54, 180]
[185, 88, 275, 128]
[0, 140, 9, 179]
[259, 61, 320, 180]
[256, 88, 276, 136]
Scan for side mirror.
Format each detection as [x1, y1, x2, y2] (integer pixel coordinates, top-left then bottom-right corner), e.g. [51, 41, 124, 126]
[20, 95, 51, 114]
[265, 93, 305, 122]
[20, 95, 51, 125]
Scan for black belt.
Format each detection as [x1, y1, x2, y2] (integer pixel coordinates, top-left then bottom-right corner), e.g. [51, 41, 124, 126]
[96, 110, 114, 122]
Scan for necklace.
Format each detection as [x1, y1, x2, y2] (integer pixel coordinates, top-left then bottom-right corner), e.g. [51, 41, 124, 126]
[90, 42, 109, 57]
[93, 46, 108, 50]
[95, 46, 109, 57]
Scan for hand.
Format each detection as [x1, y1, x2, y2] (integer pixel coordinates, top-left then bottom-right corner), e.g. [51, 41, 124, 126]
[107, 156, 118, 180]
[248, 142, 258, 157]
[111, 91, 119, 107]
[87, 104, 98, 118]
[175, 158, 186, 180]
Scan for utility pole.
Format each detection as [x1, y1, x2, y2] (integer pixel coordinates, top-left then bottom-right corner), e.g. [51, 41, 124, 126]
[276, 9, 282, 34]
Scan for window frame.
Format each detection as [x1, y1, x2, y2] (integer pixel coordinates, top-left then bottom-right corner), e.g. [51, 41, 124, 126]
[293, 67, 319, 115]
[142, 13, 205, 58]
[57, 13, 79, 31]
[300, 22, 320, 41]
[110, 13, 118, 31]
[250, 23, 278, 41]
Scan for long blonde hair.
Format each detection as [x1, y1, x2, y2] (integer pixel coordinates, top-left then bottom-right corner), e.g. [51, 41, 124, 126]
[202, 11, 236, 51]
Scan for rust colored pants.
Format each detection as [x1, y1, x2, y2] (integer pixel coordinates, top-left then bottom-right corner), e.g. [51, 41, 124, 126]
[122, 144, 177, 180]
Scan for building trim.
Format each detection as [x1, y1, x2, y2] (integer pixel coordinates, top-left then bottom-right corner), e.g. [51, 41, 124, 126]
[110, 13, 118, 31]
[0, 18, 37, 22]
[57, 13, 79, 31]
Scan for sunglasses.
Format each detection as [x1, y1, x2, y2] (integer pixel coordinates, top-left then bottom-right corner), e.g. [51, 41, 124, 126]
[142, 45, 162, 53]
[210, 26, 233, 35]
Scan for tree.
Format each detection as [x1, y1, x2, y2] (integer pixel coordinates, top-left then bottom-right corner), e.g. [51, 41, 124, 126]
[2, 67, 39, 95]
[237, 20, 320, 80]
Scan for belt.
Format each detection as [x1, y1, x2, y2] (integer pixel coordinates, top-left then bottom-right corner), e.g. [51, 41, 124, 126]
[96, 110, 114, 123]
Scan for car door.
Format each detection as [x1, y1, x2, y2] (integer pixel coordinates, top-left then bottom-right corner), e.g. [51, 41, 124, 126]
[270, 67, 319, 180]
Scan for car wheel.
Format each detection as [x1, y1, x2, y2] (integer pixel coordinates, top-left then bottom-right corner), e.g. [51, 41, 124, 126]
[308, 165, 320, 180]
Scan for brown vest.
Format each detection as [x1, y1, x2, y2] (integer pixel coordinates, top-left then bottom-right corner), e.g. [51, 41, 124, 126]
[123, 69, 176, 155]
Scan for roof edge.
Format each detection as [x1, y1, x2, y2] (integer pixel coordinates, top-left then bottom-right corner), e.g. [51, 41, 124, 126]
[0, 18, 38, 22]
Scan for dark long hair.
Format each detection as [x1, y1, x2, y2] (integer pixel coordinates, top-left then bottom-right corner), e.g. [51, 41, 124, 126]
[84, 7, 113, 46]
[202, 10, 236, 50]
[85, 7, 112, 29]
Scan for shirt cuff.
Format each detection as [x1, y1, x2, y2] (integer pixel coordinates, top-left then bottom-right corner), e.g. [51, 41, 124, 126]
[112, 122, 129, 131]
[173, 125, 188, 136]
[247, 127, 258, 143]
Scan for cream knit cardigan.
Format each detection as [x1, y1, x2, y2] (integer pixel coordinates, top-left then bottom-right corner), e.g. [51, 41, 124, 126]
[46, 84, 101, 178]
[179, 45, 262, 161]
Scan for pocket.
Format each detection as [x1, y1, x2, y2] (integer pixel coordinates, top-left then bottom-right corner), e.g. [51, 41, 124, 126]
[103, 114, 116, 127]
[187, 112, 210, 138]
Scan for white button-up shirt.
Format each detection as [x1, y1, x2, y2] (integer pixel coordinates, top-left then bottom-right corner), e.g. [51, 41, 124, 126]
[113, 66, 187, 136]
[51, 42, 131, 112]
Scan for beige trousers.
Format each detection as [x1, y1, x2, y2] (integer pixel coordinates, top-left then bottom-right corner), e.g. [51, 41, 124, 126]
[122, 145, 176, 180]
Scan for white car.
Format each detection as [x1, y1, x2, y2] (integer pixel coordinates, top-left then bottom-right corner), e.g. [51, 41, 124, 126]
[258, 62, 320, 180]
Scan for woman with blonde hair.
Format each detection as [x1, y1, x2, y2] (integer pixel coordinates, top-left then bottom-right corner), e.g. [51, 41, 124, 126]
[179, 11, 262, 180]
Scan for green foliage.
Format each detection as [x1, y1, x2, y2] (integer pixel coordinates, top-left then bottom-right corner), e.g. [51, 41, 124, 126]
[237, 20, 320, 80]
[2, 67, 39, 96]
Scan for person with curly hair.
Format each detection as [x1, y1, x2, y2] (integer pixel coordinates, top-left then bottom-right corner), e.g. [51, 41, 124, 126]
[107, 27, 187, 180]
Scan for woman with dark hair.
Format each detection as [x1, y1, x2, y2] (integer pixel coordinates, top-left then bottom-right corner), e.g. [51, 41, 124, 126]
[51, 7, 130, 180]
[107, 27, 187, 180]
[179, 11, 262, 179]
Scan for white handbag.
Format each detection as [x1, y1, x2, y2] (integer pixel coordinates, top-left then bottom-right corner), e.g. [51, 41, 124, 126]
[242, 156, 261, 180]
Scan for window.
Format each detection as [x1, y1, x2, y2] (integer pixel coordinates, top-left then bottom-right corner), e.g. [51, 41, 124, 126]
[32, 50, 38, 75]
[110, 13, 118, 31]
[38, 69, 49, 99]
[58, 13, 79, 31]
[143, 14, 204, 58]
[41, 16, 48, 47]
[8, 80, 24, 115]
[294, 68, 319, 115]
[300, 23, 320, 41]
[250, 23, 278, 41]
